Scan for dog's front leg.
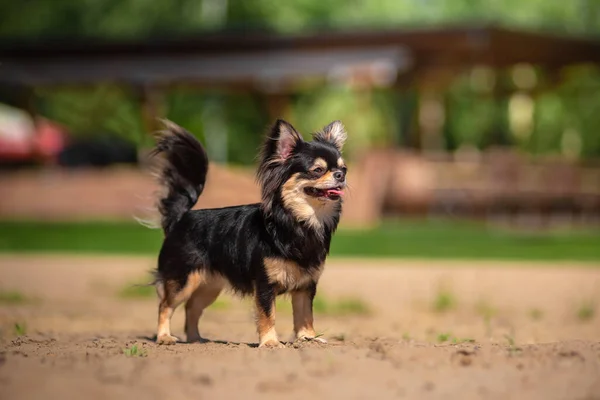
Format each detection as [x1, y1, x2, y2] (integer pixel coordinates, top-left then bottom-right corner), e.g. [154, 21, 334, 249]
[255, 281, 283, 348]
[292, 282, 326, 343]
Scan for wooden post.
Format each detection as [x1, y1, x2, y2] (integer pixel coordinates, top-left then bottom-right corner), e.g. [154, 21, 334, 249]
[262, 92, 292, 122]
[18, 86, 38, 127]
[201, 94, 229, 164]
[484, 69, 512, 148]
[14, 85, 46, 164]
[393, 70, 420, 149]
[413, 66, 458, 152]
[135, 84, 164, 136]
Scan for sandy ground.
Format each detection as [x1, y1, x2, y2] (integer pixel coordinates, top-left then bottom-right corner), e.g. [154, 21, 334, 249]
[1, 254, 599, 399]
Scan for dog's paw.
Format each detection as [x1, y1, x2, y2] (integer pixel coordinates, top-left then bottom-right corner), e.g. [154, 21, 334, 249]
[298, 335, 327, 344]
[186, 335, 209, 344]
[156, 334, 179, 345]
[259, 339, 285, 349]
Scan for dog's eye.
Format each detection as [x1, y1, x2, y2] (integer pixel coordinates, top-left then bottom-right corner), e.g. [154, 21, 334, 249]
[313, 167, 324, 174]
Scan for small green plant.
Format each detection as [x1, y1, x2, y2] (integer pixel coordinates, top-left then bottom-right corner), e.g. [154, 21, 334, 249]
[123, 344, 147, 357]
[332, 333, 346, 342]
[14, 322, 27, 336]
[313, 296, 328, 314]
[433, 289, 456, 313]
[529, 308, 544, 321]
[436, 332, 474, 344]
[209, 298, 230, 310]
[453, 337, 475, 344]
[577, 301, 595, 321]
[331, 298, 371, 315]
[118, 276, 155, 299]
[119, 284, 155, 299]
[483, 314, 493, 337]
[402, 332, 411, 341]
[437, 332, 452, 343]
[475, 300, 497, 320]
[0, 291, 29, 305]
[504, 334, 522, 355]
[276, 298, 293, 313]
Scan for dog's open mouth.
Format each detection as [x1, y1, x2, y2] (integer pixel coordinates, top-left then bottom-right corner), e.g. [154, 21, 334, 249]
[304, 186, 344, 200]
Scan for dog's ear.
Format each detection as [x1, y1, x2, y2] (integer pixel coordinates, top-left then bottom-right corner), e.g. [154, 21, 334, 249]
[268, 119, 303, 161]
[313, 120, 347, 152]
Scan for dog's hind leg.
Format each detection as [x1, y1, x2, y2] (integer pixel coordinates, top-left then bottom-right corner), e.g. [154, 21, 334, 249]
[184, 277, 224, 343]
[155, 271, 205, 345]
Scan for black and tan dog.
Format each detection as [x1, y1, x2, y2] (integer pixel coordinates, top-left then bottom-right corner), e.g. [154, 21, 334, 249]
[150, 119, 347, 347]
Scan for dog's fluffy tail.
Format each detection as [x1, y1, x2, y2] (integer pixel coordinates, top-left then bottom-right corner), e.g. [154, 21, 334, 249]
[150, 120, 209, 235]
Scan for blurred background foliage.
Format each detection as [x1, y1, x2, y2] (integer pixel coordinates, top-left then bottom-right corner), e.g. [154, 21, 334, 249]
[2, 0, 600, 164]
[2, 0, 599, 39]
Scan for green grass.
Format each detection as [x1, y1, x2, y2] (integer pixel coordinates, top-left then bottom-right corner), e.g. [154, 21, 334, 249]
[312, 295, 371, 316]
[14, 322, 27, 336]
[437, 332, 452, 343]
[332, 333, 346, 342]
[504, 333, 522, 355]
[334, 219, 600, 261]
[475, 299, 497, 319]
[435, 332, 475, 344]
[325, 297, 370, 315]
[529, 308, 544, 321]
[0, 219, 599, 261]
[577, 301, 595, 321]
[117, 273, 155, 299]
[118, 284, 155, 299]
[0, 221, 163, 255]
[432, 289, 456, 313]
[123, 344, 147, 357]
[0, 290, 29, 305]
[209, 298, 231, 310]
[454, 337, 475, 344]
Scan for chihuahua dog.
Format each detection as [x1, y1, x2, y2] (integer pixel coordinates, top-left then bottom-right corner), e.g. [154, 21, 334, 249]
[151, 119, 347, 347]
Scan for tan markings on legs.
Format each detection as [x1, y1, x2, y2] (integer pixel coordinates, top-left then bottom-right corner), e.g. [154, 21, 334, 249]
[155, 270, 206, 345]
[292, 290, 316, 340]
[184, 277, 224, 343]
[255, 294, 282, 348]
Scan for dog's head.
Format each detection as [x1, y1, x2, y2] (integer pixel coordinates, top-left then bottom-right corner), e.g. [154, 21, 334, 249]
[258, 119, 348, 230]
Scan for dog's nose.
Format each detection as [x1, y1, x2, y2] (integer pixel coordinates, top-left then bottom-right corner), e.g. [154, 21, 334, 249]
[333, 170, 345, 182]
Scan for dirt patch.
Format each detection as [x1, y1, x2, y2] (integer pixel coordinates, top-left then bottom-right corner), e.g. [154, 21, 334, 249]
[1, 255, 599, 399]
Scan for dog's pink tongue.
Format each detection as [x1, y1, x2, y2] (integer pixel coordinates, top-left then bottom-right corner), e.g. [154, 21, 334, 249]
[327, 189, 344, 196]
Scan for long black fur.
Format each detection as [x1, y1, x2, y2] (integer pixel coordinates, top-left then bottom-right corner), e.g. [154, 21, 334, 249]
[153, 119, 345, 297]
[151, 121, 209, 235]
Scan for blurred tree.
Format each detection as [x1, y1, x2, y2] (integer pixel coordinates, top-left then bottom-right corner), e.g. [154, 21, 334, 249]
[37, 85, 147, 145]
[2, 0, 600, 162]
[294, 85, 395, 159]
[2, 0, 599, 39]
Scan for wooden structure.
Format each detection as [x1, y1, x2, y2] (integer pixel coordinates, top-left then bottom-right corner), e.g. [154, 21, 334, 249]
[2, 25, 600, 225]
[2, 25, 600, 141]
[3, 25, 600, 82]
